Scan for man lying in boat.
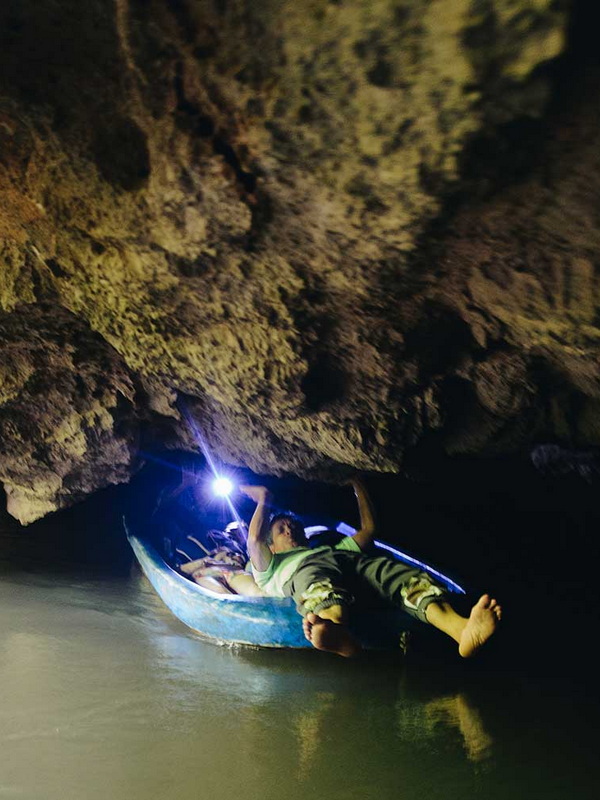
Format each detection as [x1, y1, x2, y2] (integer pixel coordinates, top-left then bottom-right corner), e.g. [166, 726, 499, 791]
[240, 479, 502, 658]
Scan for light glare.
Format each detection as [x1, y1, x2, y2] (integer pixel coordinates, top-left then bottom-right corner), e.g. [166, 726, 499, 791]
[212, 476, 234, 497]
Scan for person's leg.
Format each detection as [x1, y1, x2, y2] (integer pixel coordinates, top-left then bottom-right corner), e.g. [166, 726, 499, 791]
[287, 552, 361, 656]
[353, 554, 502, 657]
[352, 554, 447, 617]
[424, 595, 502, 658]
[192, 575, 235, 594]
[225, 572, 265, 596]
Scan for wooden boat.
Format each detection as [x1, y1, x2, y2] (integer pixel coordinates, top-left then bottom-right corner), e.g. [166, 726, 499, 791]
[125, 519, 466, 650]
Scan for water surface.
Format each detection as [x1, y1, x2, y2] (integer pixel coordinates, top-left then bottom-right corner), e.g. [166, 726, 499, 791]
[1, 535, 597, 800]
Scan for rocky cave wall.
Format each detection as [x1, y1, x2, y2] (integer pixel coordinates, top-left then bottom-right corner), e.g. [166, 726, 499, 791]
[2, 0, 600, 523]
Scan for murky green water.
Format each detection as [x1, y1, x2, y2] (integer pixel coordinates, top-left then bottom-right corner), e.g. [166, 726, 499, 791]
[0, 538, 598, 800]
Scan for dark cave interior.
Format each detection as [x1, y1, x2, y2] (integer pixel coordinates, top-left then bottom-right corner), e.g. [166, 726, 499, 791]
[2, 444, 598, 681]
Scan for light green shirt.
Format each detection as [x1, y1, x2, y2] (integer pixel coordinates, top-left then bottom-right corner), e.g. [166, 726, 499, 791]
[252, 536, 361, 597]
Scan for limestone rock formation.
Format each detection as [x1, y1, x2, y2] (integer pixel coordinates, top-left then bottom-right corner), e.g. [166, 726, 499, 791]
[2, 0, 600, 523]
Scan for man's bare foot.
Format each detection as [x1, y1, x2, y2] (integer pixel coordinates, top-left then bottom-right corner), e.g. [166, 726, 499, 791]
[302, 613, 362, 658]
[458, 594, 502, 658]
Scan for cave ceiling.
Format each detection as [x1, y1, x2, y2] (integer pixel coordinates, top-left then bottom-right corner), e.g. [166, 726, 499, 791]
[1, 0, 600, 523]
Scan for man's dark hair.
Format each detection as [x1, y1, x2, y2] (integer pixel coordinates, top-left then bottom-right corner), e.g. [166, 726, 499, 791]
[267, 511, 308, 546]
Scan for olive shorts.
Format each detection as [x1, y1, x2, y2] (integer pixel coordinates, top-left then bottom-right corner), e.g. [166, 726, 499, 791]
[283, 548, 447, 624]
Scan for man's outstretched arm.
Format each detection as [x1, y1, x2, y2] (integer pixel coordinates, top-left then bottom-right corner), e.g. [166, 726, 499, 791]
[240, 485, 273, 571]
[349, 477, 376, 551]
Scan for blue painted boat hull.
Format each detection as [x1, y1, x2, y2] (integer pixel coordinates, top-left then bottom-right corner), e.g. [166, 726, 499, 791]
[125, 522, 465, 650]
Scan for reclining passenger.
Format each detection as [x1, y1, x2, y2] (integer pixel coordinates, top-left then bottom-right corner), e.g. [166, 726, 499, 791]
[179, 546, 264, 596]
[178, 521, 264, 597]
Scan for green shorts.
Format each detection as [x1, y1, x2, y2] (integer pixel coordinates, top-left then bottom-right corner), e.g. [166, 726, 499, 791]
[283, 548, 447, 622]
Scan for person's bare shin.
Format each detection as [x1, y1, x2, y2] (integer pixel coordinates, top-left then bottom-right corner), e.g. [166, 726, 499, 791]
[424, 601, 467, 643]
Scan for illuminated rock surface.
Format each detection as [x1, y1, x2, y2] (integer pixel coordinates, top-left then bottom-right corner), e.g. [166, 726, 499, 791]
[1, 0, 599, 523]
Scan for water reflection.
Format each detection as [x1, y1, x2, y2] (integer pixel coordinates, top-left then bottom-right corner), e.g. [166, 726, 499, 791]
[145, 606, 496, 791]
[422, 694, 493, 762]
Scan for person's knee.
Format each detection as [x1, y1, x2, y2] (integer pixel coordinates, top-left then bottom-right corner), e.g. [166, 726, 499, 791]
[401, 575, 445, 612]
[298, 579, 353, 617]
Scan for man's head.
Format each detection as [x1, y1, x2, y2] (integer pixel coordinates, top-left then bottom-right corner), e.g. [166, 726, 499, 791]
[267, 512, 308, 553]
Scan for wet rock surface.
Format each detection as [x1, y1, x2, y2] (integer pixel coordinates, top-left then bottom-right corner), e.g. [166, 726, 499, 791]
[2, 0, 600, 522]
